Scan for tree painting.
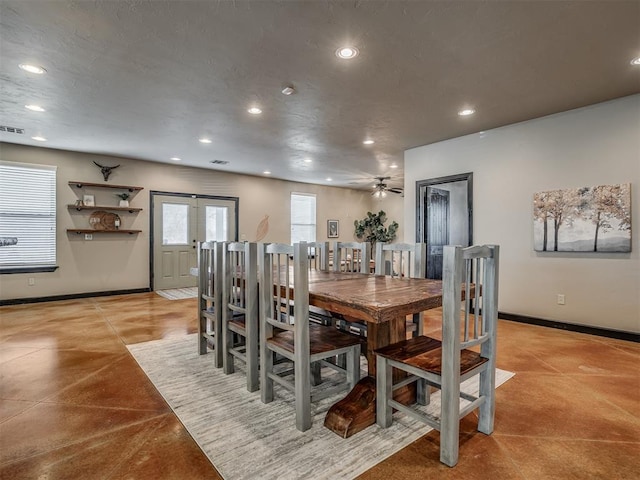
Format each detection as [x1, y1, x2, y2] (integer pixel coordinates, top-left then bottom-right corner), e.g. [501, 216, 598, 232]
[533, 184, 631, 253]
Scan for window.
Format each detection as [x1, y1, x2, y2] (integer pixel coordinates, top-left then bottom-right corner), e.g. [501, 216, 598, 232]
[0, 161, 57, 273]
[291, 193, 316, 244]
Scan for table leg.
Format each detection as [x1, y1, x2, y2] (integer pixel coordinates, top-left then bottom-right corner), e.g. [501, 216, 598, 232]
[324, 315, 413, 438]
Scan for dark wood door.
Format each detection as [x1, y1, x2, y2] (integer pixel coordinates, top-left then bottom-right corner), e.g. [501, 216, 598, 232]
[425, 187, 449, 279]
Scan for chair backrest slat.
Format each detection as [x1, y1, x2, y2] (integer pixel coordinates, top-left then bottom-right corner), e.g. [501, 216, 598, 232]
[443, 245, 499, 353]
[259, 242, 310, 340]
[375, 242, 426, 279]
[223, 241, 257, 316]
[332, 241, 370, 273]
[306, 241, 330, 271]
[198, 241, 224, 303]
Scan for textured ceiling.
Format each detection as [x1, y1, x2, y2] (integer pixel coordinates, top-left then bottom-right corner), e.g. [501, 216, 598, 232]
[1, 1, 638, 191]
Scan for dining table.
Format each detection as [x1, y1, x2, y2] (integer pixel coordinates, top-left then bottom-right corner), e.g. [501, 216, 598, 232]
[195, 257, 446, 438]
[305, 270, 445, 438]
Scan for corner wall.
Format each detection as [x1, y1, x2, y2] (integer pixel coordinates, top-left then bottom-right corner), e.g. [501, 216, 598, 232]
[0, 143, 396, 300]
[404, 95, 640, 333]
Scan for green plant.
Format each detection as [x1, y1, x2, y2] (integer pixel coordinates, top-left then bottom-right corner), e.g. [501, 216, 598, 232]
[115, 192, 130, 201]
[353, 210, 398, 251]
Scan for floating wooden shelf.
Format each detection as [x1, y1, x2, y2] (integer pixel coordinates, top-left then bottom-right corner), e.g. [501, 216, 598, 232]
[67, 204, 142, 213]
[68, 181, 143, 192]
[67, 229, 141, 235]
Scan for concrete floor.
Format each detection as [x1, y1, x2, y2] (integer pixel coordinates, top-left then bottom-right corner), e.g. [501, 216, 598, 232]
[1, 293, 638, 479]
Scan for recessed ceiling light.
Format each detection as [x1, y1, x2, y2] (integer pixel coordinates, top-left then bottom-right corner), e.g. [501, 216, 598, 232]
[263, 170, 271, 175]
[631, 57, 640, 66]
[248, 107, 262, 115]
[19, 63, 46, 74]
[31, 136, 47, 141]
[281, 85, 295, 95]
[25, 105, 45, 112]
[390, 164, 398, 169]
[170, 157, 181, 161]
[458, 108, 476, 116]
[363, 139, 374, 145]
[199, 138, 212, 144]
[336, 47, 359, 59]
[326, 177, 333, 182]
[303, 158, 312, 163]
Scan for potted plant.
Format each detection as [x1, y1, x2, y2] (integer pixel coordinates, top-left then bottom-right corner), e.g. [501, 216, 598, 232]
[115, 192, 130, 207]
[353, 210, 398, 255]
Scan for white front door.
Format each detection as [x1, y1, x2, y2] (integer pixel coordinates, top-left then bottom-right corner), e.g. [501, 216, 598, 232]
[152, 194, 237, 290]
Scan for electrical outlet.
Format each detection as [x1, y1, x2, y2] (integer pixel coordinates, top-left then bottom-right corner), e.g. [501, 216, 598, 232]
[557, 294, 566, 305]
[240, 233, 247, 241]
[28, 277, 35, 286]
[85, 234, 93, 241]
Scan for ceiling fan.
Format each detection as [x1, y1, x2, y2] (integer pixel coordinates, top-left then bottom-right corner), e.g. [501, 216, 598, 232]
[372, 176, 403, 198]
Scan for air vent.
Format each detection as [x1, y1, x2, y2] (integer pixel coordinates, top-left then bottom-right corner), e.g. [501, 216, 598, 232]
[0, 125, 25, 134]
[210, 160, 229, 165]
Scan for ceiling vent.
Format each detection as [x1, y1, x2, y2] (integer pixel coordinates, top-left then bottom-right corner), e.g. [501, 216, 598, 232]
[210, 160, 229, 165]
[0, 125, 25, 134]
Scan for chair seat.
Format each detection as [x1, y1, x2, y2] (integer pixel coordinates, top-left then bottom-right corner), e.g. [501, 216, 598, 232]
[268, 323, 362, 356]
[228, 314, 246, 333]
[375, 335, 488, 376]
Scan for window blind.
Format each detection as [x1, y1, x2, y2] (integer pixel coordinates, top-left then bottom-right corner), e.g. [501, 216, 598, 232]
[290, 193, 316, 244]
[0, 161, 57, 269]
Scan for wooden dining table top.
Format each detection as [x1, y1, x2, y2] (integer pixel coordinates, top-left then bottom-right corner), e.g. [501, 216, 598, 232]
[306, 270, 444, 324]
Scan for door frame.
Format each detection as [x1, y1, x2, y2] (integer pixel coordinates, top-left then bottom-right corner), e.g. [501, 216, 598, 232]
[149, 190, 239, 290]
[415, 173, 473, 274]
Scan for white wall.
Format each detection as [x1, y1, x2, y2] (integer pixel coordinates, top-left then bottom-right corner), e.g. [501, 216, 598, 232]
[404, 95, 640, 333]
[0, 143, 391, 300]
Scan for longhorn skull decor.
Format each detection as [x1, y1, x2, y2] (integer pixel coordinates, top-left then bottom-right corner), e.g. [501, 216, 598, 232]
[93, 161, 120, 181]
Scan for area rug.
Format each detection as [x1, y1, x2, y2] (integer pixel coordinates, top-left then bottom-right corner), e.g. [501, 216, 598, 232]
[128, 334, 514, 480]
[155, 287, 198, 300]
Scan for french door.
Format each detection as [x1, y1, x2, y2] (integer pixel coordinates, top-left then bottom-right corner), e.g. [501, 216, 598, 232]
[151, 193, 238, 290]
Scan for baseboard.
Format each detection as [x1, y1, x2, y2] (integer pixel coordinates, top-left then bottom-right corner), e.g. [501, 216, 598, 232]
[499, 311, 639, 343]
[0, 288, 151, 306]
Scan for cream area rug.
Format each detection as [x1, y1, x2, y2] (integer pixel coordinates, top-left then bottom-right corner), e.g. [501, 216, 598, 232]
[155, 287, 198, 300]
[128, 334, 514, 480]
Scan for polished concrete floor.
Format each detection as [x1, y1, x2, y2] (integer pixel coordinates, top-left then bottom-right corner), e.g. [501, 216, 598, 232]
[1, 292, 638, 479]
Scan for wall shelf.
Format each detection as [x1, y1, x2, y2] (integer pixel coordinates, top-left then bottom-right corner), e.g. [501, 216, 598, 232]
[67, 229, 141, 235]
[68, 181, 143, 236]
[67, 205, 142, 213]
[68, 181, 143, 192]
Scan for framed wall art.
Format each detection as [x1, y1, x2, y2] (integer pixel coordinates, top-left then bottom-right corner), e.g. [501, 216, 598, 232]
[533, 183, 631, 252]
[82, 194, 95, 207]
[327, 219, 339, 238]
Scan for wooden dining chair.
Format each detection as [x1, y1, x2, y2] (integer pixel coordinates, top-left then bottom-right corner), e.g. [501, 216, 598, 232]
[375, 242, 427, 336]
[221, 241, 259, 392]
[258, 242, 362, 431]
[197, 241, 224, 368]
[375, 244, 500, 467]
[332, 241, 370, 273]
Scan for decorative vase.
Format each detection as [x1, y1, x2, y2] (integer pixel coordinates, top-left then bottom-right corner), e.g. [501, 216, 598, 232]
[119, 200, 129, 207]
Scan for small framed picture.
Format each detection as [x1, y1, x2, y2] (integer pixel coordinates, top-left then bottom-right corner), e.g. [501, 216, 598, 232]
[83, 194, 95, 207]
[327, 219, 339, 238]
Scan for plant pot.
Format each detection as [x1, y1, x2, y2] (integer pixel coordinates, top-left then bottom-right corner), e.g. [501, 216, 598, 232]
[119, 200, 129, 207]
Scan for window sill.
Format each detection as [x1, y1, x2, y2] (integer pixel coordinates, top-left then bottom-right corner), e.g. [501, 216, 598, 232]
[0, 266, 59, 274]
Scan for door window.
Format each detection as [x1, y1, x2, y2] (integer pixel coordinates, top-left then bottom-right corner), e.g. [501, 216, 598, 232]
[205, 205, 228, 241]
[162, 203, 189, 245]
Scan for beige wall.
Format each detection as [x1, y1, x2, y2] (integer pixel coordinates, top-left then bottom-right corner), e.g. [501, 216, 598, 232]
[403, 95, 640, 333]
[0, 143, 403, 300]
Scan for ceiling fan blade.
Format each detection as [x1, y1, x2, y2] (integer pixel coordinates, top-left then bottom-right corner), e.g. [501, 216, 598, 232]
[388, 188, 404, 194]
